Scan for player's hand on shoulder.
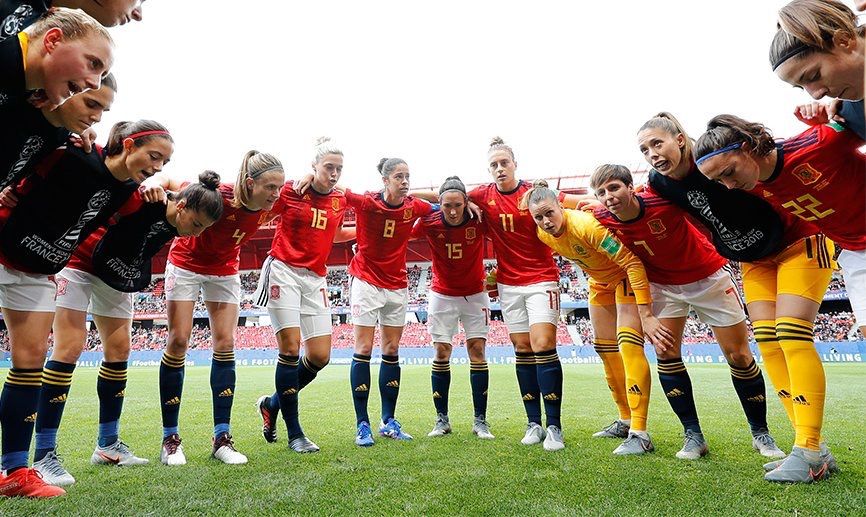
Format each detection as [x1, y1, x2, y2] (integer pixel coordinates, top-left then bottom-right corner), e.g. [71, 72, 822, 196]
[794, 100, 845, 127]
[467, 201, 483, 221]
[0, 186, 19, 208]
[140, 182, 168, 204]
[294, 173, 315, 195]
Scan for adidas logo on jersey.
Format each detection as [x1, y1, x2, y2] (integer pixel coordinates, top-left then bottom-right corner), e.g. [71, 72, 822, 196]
[522, 393, 536, 401]
[666, 388, 684, 398]
[49, 393, 68, 403]
[436, 233, 445, 239]
[432, 391, 441, 399]
[164, 396, 181, 406]
[628, 385, 642, 396]
[747, 394, 765, 403]
[115, 390, 125, 398]
[282, 388, 298, 396]
[793, 395, 810, 405]
[777, 389, 791, 399]
[543, 393, 559, 401]
[354, 384, 369, 392]
[24, 413, 37, 423]
[386, 380, 399, 388]
[487, 200, 496, 206]
[218, 388, 234, 398]
[227, 214, 236, 221]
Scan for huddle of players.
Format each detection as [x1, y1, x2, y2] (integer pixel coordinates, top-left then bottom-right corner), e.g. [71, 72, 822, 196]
[0, 0, 862, 499]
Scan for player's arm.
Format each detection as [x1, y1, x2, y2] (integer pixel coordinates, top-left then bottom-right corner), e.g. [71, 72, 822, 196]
[559, 192, 594, 209]
[581, 215, 674, 349]
[140, 174, 185, 204]
[411, 189, 438, 203]
[334, 226, 356, 243]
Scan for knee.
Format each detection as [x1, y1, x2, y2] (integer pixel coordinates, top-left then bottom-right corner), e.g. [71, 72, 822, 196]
[307, 349, 331, 368]
[434, 343, 452, 361]
[211, 335, 235, 352]
[380, 342, 399, 356]
[656, 349, 681, 362]
[725, 348, 753, 367]
[466, 341, 485, 362]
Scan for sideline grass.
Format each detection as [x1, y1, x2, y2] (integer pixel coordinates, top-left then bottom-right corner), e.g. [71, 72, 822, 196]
[1, 363, 864, 515]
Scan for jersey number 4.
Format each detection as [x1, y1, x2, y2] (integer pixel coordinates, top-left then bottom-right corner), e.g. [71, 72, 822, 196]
[232, 229, 247, 245]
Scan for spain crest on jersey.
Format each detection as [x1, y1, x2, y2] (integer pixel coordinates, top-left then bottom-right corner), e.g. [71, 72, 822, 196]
[647, 218, 666, 235]
[403, 208, 413, 220]
[465, 227, 476, 240]
[332, 198, 341, 212]
[792, 164, 822, 186]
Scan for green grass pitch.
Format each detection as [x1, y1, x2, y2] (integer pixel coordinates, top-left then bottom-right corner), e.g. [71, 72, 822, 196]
[2, 363, 864, 515]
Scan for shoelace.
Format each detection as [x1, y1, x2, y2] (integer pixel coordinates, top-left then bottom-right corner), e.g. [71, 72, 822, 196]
[40, 458, 67, 477]
[683, 434, 703, 450]
[755, 434, 776, 447]
[164, 438, 181, 454]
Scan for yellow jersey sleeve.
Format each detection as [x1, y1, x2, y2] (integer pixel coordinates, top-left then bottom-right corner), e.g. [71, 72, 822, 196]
[573, 211, 652, 305]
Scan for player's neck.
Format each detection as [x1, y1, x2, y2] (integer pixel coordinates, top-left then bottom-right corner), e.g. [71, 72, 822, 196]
[165, 200, 179, 228]
[757, 149, 778, 182]
[40, 107, 63, 128]
[382, 189, 405, 206]
[616, 196, 641, 222]
[496, 178, 518, 192]
[104, 154, 132, 182]
[310, 178, 332, 195]
[667, 159, 692, 180]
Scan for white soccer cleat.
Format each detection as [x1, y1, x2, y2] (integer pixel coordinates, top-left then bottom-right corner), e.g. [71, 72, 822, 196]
[160, 434, 187, 466]
[427, 414, 452, 437]
[676, 429, 709, 460]
[212, 433, 248, 465]
[752, 431, 786, 459]
[472, 416, 495, 440]
[521, 422, 546, 445]
[91, 440, 149, 466]
[32, 450, 75, 487]
[543, 425, 565, 451]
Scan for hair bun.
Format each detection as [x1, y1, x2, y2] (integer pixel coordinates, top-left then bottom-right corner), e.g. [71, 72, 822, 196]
[198, 170, 220, 190]
[314, 136, 331, 147]
[377, 158, 389, 173]
[489, 136, 505, 147]
[532, 179, 549, 189]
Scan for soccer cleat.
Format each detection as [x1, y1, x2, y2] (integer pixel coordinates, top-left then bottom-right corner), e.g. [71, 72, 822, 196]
[751, 431, 786, 458]
[543, 425, 565, 451]
[613, 432, 655, 455]
[212, 433, 248, 464]
[592, 419, 630, 439]
[0, 467, 66, 498]
[427, 413, 452, 437]
[763, 442, 839, 473]
[256, 395, 278, 443]
[676, 430, 709, 460]
[288, 436, 320, 453]
[379, 418, 413, 440]
[91, 440, 149, 466]
[764, 446, 830, 483]
[355, 421, 375, 447]
[160, 434, 187, 466]
[32, 450, 75, 487]
[521, 422, 546, 445]
[472, 415, 495, 440]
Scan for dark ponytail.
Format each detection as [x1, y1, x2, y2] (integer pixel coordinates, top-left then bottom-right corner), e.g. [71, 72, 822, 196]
[694, 114, 776, 163]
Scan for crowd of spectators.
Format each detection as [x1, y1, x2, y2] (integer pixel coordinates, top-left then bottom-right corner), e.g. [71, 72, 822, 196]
[2, 312, 861, 353]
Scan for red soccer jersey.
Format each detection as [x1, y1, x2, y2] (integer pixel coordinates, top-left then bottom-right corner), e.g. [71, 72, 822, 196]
[468, 181, 559, 286]
[346, 190, 433, 290]
[412, 213, 485, 297]
[758, 123, 866, 251]
[268, 181, 347, 277]
[168, 183, 270, 276]
[594, 191, 728, 285]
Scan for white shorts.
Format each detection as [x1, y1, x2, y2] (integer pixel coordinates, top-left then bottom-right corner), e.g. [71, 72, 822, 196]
[498, 281, 560, 334]
[164, 262, 240, 304]
[0, 264, 56, 312]
[55, 268, 133, 319]
[650, 266, 745, 328]
[427, 291, 490, 344]
[350, 276, 407, 327]
[254, 256, 332, 339]
[838, 249, 866, 327]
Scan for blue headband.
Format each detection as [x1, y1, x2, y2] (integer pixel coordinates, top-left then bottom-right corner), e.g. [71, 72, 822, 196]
[695, 142, 743, 166]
